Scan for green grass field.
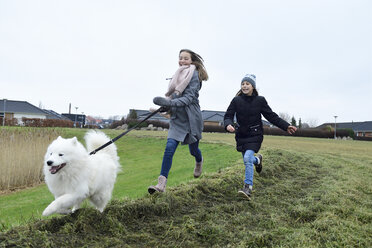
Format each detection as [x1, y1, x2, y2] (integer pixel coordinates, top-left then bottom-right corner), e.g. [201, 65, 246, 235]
[0, 130, 241, 230]
[0, 130, 371, 247]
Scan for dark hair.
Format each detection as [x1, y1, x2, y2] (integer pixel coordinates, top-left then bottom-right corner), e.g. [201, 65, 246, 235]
[179, 49, 209, 82]
[236, 88, 259, 96]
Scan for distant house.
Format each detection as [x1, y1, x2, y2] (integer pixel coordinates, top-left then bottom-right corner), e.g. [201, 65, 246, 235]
[130, 109, 170, 123]
[352, 122, 372, 137]
[101, 119, 115, 127]
[42, 109, 71, 121]
[0, 99, 73, 125]
[0, 99, 48, 124]
[83, 116, 104, 128]
[317, 122, 362, 130]
[86, 116, 100, 125]
[62, 113, 86, 127]
[202, 110, 225, 126]
[317, 121, 372, 137]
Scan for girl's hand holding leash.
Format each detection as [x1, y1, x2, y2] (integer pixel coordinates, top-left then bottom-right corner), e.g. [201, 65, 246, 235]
[226, 124, 235, 133]
[287, 125, 297, 134]
[153, 96, 171, 107]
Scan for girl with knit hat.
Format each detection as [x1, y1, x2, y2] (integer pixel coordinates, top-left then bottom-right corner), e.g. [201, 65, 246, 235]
[224, 74, 297, 200]
[148, 49, 208, 194]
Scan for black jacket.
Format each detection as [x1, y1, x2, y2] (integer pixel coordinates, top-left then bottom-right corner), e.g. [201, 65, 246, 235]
[224, 94, 290, 153]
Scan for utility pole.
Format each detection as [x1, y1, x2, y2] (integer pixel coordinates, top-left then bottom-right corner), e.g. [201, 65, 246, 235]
[2, 99, 6, 126]
[334, 115, 338, 139]
[74, 106, 79, 128]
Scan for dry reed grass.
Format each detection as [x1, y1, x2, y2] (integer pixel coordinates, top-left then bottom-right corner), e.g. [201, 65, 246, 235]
[0, 128, 60, 192]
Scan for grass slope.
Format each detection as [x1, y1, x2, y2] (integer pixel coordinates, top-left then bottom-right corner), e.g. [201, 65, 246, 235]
[0, 133, 240, 230]
[1, 147, 371, 247]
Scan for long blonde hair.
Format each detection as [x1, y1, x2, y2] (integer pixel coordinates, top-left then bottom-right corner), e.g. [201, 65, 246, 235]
[180, 49, 209, 82]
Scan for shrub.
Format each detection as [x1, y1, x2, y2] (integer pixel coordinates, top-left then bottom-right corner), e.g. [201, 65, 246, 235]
[21, 118, 74, 128]
[110, 118, 125, 129]
[203, 124, 225, 133]
[110, 117, 170, 130]
[127, 121, 147, 129]
[147, 120, 169, 129]
[354, 136, 372, 141]
[0, 118, 18, 126]
[338, 128, 355, 138]
[264, 127, 290, 136]
[264, 127, 354, 139]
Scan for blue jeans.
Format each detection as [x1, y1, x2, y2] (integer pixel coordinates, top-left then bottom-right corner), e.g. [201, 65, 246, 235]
[242, 150, 258, 186]
[160, 138, 202, 178]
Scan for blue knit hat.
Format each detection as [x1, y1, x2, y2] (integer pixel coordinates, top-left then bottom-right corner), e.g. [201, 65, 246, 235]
[241, 74, 256, 89]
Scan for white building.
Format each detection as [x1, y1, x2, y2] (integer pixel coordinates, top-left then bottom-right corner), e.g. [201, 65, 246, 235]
[0, 99, 69, 125]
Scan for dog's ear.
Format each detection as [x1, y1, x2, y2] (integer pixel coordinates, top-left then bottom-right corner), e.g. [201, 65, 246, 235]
[71, 137, 78, 144]
[57, 136, 62, 140]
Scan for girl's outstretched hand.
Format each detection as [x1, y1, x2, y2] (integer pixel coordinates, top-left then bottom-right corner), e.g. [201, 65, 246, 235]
[287, 125, 297, 134]
[226, 124, 235, 133]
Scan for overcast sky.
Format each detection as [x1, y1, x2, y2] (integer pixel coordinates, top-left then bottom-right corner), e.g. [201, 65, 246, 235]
[1, 0, 371, 126]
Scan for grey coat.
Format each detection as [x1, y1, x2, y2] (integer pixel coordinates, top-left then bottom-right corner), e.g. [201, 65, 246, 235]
[167, 70, 203, 144]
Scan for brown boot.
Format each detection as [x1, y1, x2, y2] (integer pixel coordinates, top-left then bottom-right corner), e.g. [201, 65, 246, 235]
[238, 184, 252, 200]
[148, 175, 167, 194]
[193, 157, 203, 178]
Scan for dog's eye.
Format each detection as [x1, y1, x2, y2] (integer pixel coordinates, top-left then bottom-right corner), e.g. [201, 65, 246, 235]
[59, 153, 64, 156]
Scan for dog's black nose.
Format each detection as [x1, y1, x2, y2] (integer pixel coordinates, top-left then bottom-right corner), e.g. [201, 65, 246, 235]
[47, 161, 53, 166]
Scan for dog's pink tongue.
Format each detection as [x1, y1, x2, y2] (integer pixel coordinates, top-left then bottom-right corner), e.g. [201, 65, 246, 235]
[49, 166, 58, 174]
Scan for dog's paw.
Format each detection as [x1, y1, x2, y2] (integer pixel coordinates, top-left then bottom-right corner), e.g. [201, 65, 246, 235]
[42, 202, 60, 216]
[96, 207, 105, 213]
[72, 206, 80, 213]
[43, 206, 71, 216]
[42, 207, 54, 217]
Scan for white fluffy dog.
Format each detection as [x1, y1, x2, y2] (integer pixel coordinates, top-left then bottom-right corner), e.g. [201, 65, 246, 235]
[42, 130, 121, 216]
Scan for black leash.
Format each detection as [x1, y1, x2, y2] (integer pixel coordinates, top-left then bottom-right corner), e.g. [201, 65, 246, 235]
[89, 107, 166, 155]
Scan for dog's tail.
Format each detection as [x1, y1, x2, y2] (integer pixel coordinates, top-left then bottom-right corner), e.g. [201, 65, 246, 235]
[84, 130, 121, 171]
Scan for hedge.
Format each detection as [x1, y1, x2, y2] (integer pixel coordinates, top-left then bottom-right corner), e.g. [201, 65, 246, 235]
[21, 118, 74, 128]
[354, 136, 372, 141]
[109, 119, 366, 141]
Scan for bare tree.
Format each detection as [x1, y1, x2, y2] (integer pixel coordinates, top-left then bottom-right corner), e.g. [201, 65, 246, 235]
[301, 123, 310, 128]
[279, 112, 291, 123]
[305, 118, 319, 128]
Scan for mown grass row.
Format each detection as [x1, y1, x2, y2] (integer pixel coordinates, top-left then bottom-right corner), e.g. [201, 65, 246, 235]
[1, 144, 371, 247]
